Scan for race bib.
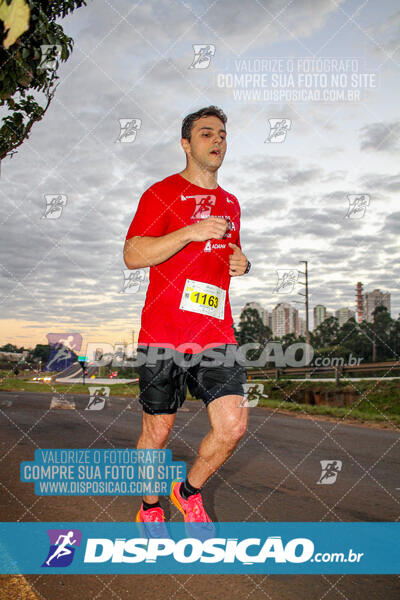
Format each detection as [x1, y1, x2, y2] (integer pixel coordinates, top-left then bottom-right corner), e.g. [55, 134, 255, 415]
[179, 279, 226, 320]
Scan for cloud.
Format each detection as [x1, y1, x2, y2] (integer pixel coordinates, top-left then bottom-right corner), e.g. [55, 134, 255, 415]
[360, 172, 400, 193]
[359, 121, 400, 153]
[366, 8, 400, 57]
[380, 210, 400, 236]
[194, 0, 347, 53]
[230, 154, 324, 197]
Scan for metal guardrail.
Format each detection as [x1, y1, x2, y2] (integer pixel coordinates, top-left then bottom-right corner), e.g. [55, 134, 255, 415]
[247, 360, 400, 383]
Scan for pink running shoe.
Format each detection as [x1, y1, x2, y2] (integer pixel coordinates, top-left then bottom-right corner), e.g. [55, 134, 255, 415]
[170, 481, 215, 540]
[135, 504, 169, 539]
[170, 481, 212, 522]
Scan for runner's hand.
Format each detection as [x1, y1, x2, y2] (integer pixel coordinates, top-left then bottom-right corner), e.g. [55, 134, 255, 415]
[187, 217, 229, 242]
[228, 243, 248, 276]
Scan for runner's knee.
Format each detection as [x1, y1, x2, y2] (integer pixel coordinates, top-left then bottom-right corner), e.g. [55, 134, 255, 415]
[142, 416, 173, 446]
[214, 416, 247, 444]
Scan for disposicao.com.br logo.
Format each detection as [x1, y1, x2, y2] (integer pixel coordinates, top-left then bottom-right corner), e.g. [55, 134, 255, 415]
[0, 521, 395, 574]
[83, 535, 363, 565]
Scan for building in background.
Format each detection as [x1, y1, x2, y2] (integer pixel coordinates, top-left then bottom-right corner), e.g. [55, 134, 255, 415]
[313, 304, 327, 330]
[114, 342, 127, 362]
[272, 302, 299, 337]
[238, 285, 395, 341]
[94, 347, 103, 361]
[241, 302, 269, 327]
[355, 281, 364, 323]
[335, 307, 356, 327]
[363, 288, 391, 322]
[298, 317, 306, 337]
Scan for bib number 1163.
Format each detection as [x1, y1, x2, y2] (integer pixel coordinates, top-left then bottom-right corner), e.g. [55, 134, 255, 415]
[179, 279, 225, 320]
[190, 291, 219, 308]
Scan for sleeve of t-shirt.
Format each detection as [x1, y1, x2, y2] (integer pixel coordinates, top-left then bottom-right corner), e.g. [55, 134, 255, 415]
[235, 200, 242, 250]
[125, 186, 169, 240]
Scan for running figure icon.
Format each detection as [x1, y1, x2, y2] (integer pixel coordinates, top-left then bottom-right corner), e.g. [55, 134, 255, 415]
[317, 460, 343, 485]
[45, 531, 77, 566]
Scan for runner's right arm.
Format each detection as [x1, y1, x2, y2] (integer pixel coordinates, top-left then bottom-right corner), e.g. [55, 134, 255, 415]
[124, 217, 228, 269]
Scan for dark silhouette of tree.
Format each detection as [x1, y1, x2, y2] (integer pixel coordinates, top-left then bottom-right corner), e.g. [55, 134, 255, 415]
[311, 315, 340, 348]
[236, 306, 271, 361]
[0, 0, 88, 162]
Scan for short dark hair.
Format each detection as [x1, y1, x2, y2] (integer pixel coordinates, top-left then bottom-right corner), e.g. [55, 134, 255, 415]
[181, 105, 227, 141]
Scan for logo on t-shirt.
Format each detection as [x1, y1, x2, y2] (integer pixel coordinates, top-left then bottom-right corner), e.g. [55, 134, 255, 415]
[181, 194, 216, 219]
[203, 241, 226, 252]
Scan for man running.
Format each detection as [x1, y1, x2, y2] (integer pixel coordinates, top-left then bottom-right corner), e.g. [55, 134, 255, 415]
[123, 106, 251, 526]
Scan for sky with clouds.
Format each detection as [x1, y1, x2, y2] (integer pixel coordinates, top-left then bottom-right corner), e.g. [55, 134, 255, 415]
[0, 0, 399, 350]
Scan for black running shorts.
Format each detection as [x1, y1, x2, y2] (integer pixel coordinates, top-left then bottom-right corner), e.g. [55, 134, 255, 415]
[136, 344, 247, 415]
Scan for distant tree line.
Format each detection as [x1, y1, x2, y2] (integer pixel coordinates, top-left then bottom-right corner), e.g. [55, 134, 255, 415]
[234, 305, 400, 364]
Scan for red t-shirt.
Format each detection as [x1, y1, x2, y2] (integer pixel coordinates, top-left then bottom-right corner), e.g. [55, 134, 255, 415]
[125, 173, 243, 353]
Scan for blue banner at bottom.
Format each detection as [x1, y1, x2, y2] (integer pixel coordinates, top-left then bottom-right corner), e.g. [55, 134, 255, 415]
[0, 522, 398, 574]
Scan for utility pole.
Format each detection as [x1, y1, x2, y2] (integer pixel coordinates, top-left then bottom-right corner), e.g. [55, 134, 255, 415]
[372, 311, 377, 362]
[296, 261, 311, 378]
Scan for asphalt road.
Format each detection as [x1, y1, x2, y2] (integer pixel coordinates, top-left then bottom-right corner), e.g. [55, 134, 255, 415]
[0, 390, 399, 599]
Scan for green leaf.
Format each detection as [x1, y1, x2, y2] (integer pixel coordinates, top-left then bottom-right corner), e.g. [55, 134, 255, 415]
[0, 0, 30, 49]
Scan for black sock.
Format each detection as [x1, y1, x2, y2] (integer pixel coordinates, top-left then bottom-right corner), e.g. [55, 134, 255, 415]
[180, 478, 201, 500]
[142, 500, 161, 511]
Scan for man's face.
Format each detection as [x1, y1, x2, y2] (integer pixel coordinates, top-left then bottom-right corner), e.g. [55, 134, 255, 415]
[182, 115, 227, 172]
